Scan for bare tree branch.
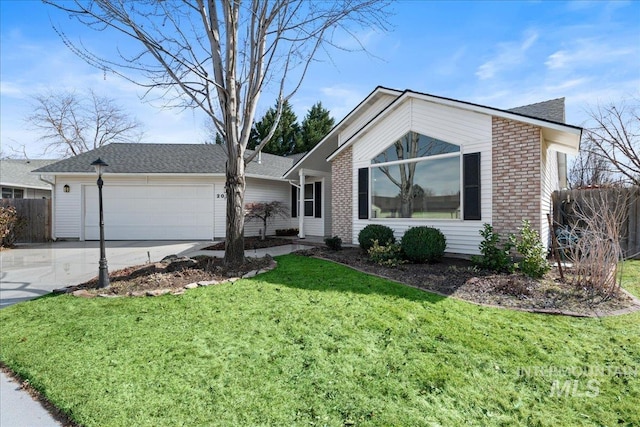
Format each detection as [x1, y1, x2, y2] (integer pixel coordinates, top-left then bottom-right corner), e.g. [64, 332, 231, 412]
[43, 0, 391, 265]
[582, 97, 640, 186]
[27, 89, 143, 158]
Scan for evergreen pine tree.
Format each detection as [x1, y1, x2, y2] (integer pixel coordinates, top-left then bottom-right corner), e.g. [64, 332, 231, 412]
[248, 100, 300, 156]
[297, 102, 334, 153]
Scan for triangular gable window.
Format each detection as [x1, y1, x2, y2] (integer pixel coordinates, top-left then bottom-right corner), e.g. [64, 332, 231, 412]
[372, 132, 460, 164]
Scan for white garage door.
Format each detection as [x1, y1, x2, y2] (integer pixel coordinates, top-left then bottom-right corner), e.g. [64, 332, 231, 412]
[84, 185, 216, 240]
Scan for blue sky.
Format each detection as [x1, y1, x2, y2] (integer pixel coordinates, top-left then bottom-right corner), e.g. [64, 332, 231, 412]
[1, 0, 639, 159]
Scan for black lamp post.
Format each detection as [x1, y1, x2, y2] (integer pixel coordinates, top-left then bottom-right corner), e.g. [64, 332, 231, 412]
[91, 158, 110, 288]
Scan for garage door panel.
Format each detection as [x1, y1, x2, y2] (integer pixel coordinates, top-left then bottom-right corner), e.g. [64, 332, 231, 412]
[84, 184, 214, 240]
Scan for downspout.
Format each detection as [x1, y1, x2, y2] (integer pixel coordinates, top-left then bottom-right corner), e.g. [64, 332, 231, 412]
[39, 175, 55, 241]
[298, 169, 305, 239]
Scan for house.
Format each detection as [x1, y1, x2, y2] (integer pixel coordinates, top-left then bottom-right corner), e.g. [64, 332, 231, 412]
[34, 88, 582, 253]
[32, 144, 298, 241]
[1, 159, 56, 199]
[284, 87, 582, 256]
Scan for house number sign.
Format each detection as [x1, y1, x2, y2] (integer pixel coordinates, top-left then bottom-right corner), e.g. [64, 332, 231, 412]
[216, 193, 226, 199]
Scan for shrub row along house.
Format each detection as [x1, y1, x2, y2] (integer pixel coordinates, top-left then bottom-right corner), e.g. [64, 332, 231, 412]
[33, 87, 581, 256]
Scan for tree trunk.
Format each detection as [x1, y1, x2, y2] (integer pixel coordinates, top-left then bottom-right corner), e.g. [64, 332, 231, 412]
[224, 153, 246, 266]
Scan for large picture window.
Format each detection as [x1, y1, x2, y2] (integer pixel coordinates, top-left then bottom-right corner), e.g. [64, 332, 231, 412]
[371, 132, 461, 219]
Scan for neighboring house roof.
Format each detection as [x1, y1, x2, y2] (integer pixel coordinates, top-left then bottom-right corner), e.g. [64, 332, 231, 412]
[32, 143, 296, 180]
[1, 159, 57, 190]
[508, 98, 566, 123]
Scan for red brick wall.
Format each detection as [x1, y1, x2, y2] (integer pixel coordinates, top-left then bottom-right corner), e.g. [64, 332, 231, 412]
[331, 147, 353, 242]
[492, 117, 542, 237]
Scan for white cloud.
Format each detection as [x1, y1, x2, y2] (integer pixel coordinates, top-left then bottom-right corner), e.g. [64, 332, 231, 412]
[476, 30, 539, 80]
[319, 85, 368, 120]
[545, 38, 635, 71]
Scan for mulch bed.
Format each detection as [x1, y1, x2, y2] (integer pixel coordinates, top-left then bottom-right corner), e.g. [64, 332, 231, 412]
[66, 255, 273, 297]
[62, 242, 640, 317]
[296, 247, 640, 317]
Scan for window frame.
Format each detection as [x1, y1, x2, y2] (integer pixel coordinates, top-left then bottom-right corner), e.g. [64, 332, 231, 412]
[367, 133, 464, 221]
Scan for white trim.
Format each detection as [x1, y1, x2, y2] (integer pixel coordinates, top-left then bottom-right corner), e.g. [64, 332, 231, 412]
[0, 182, 52, 191]
[298, 170, 305, 238]
[282, 87, 403, 179]
[30, 172, 289, 182]
[327, 91, 582, 162]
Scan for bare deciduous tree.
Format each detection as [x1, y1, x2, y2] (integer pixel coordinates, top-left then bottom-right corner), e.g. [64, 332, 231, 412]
[568, 138, 613, 188]
[582, 98, 640, 186]
[563, 188, 630, 300]
[28, 90, 143, 158]
[44, 0, 390, 266]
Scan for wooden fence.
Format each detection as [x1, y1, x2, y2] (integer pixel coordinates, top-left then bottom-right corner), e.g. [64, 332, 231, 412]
[0, 198, 51, 243]
[552, 186, 640, 260]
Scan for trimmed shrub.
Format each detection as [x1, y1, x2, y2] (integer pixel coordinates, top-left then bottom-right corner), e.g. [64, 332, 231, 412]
[511, 220, 550, 279]
[368, 240, 405, 267]
[275, 228, 298, 236]
[471, 223, 514, 273]
[400, 226, 446, 263]
[324, 236, 342, 251]
[358, 224, 395, 251]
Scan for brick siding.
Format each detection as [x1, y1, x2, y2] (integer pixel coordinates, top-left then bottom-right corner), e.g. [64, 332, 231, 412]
[331, 147, 353, 242]
[492, 117, 542, 238]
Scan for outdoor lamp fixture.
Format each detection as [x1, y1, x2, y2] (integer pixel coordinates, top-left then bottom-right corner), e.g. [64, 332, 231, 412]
[63, 184, 70, 193]
[91, 158, 110, 288]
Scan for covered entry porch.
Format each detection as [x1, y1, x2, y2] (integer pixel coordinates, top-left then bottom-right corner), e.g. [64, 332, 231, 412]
[289, 167, 332, 239]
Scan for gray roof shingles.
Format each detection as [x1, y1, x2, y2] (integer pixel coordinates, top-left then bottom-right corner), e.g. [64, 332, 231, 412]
[32, 143, 296, 179]
[1, 159, 58, 188]
[508, 98, 565, 123]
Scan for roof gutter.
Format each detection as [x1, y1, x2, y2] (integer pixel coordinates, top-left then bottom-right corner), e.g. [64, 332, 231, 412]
[38, 175, 55, 187]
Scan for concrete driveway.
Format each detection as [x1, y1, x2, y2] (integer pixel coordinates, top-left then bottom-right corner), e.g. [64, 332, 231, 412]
[0, 240, 210, 308]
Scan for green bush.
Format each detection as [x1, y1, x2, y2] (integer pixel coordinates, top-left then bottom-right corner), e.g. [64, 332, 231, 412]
[367, 240, 405, 267]
[358, 224, 395, 251]
[400, 226, 446, 263]
[471, 223, 514, 273]
[324, 236, 342, 251]
[511, 220, 550, 279]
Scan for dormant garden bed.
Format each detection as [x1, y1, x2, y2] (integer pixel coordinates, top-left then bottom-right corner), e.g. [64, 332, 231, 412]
[59, 237, 640, 317]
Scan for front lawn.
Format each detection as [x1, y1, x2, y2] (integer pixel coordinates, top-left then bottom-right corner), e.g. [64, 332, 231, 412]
[1, 256, 638, 426]
[621, 259, 640, 298]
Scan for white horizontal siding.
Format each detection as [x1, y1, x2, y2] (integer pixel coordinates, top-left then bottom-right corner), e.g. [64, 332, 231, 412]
[54, 178, 83, 239]
[540, 141, 560, 250]
[348, 97, 494, 256]
[244, 178, 295, 237]
[352, 102, 412, 162]
[339, 94, 398, 146]
[352, 219, 486, 256]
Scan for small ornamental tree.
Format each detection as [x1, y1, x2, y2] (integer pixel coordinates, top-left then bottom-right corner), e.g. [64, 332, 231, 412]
[245, 201, 289, 240]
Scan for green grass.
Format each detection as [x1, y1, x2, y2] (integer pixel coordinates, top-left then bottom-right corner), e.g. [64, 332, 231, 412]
[1, 256, 639, 427]
[620, 259, 640, 298]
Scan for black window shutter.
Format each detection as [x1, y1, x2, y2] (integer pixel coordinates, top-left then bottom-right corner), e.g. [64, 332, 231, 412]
[291, 185, 297, 218]
[314, 182, 322, 218]
[463, 153, 481, 220]
[358, 168, 369, 219]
